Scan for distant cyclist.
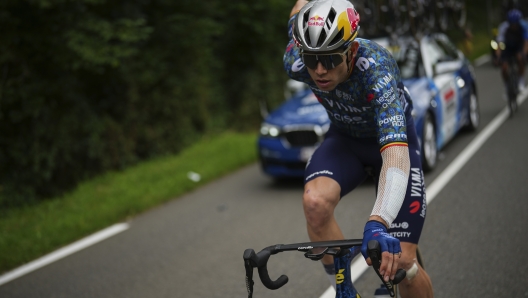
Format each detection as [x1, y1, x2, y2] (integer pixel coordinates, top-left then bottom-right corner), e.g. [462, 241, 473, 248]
[284, 0, 433, 297]
[496, 9, 528, 91]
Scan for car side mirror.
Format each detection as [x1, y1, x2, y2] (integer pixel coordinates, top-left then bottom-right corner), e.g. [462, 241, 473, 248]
[433, 60, 462, 76]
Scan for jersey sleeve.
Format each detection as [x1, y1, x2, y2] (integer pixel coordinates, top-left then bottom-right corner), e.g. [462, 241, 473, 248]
[496, 22, 508, 43]
[367, 63, 409, 152]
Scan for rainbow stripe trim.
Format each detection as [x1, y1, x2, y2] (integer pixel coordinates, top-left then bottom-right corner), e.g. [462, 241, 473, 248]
[380, 142, 408, 153]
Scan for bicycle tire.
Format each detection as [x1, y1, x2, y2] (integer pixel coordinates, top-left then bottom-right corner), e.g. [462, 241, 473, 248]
[507, 60, 519, 117]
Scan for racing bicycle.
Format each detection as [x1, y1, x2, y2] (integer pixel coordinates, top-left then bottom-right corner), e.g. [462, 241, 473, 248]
[504, 55, 520, 117]
[243, 239, 407, 298]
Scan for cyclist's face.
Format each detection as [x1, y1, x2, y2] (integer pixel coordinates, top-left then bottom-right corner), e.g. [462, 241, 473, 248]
[306, 42, 358, 91]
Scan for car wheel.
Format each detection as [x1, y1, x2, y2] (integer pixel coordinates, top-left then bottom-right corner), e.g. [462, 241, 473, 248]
[421, 112, 437, 172]
[464, 90, 480, 131]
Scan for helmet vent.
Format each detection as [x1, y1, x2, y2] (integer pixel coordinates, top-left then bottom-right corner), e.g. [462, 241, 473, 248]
[327, 9, 336, 24]
[316, 30, 327, 47]
[315, 9, 335, 47]
[302, 10, 312, 46]
[329, 28, 344, 47]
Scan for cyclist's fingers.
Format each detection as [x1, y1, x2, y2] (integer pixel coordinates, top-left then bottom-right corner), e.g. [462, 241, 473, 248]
[389, 252, 400, 280]
[380, 251, 393, 282]
[365, 257, 372, 266]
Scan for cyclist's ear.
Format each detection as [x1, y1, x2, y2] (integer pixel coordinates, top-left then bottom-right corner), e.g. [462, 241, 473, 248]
[349, 41, 360, 60]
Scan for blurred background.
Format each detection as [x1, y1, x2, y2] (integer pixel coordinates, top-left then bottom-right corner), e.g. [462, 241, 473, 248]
[0, 0, 524, 206]
[0, 0, 526, 278]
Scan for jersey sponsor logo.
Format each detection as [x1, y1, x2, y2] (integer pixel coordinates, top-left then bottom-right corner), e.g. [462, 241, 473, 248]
[355, 57, 376, 71]
[390, 221, 409, 229]
[390, 231, 412, 238]
[372, 73, 394, 92]
[292, 58, 305, 72]
[327, 111, 367, 124]
[409, 201, 420, 214]
[410, 167, 424, 197]
[378, 115, 404, 127]
[322, 98, 371, 113]
[379, 133, 407, 143]
[308, 15, 325, 27]
[335, 90, 355, 102]
[410, 168, 426, 218]
[376, 86, 396, 105]
[305, 170, 333, 181]
[398, 87, 410, 112]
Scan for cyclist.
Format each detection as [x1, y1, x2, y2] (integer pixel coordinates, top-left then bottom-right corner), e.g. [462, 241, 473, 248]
[496, 9, 528, 91]
[284, 0, 433, 297]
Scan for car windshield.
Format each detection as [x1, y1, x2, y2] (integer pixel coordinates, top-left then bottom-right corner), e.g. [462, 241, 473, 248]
[393, 43, 423, 79]
[378, 38, 424, 79]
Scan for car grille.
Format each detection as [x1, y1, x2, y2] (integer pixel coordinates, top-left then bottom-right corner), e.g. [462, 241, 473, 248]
[283, 130, 319, 147]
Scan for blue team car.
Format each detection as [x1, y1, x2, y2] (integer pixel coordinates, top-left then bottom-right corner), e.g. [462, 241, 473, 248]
[258, 33, 480, 178]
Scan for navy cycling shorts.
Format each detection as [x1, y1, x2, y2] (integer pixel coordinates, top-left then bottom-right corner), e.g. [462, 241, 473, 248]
[304, 117, 426, 244]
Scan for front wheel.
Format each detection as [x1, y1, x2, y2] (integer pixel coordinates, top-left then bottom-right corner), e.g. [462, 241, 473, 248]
[507, 68, 519, 117]
[421, 112, 437, 172]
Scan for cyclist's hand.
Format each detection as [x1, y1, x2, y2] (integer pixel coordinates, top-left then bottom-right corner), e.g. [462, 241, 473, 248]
[361, 220, 401, 282]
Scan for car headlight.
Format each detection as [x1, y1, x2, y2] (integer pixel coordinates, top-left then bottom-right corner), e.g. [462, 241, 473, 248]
[260, 123, 281, 137]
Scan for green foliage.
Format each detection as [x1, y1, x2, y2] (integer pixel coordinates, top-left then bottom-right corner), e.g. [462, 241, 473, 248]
[0, 132, 257, 273]
[0, 0, 290, 205]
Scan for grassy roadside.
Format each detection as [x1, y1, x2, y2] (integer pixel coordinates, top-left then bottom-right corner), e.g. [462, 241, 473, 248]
[0, 132, 257, 274]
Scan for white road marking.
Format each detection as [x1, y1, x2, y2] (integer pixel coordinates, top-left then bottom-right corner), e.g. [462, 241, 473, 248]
[0, 223, 129, 286]
[319, 75, 528, 298]
[474, 54, 491, 67]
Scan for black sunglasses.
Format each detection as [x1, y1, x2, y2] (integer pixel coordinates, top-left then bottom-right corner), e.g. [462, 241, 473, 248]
[301, 47, 350, 70]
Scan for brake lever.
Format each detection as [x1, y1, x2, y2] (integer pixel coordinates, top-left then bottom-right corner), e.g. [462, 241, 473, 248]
[367, 240, 406, 297]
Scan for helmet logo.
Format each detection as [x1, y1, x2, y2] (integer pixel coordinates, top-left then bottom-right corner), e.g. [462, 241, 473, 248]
[308, 15, 325, 27]
[337, 8, 360, 41]
[347, 8, 360, 32]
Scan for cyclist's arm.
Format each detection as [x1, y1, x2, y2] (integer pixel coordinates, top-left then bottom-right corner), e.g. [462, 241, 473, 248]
[284, 9, 313, 85]
[370, 82, 410, 228]
[521, 20, 528, 55]
[364, 73, 410, 281]
[370, 144, 410, 228]
[290, 0, 308, 18]
[496, 21, 509, 57]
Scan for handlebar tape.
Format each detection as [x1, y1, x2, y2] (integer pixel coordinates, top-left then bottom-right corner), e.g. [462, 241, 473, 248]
[255, 249, 289, 290]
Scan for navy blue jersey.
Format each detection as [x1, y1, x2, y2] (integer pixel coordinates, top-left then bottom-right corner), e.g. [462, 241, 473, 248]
[284, 16, 412, 151]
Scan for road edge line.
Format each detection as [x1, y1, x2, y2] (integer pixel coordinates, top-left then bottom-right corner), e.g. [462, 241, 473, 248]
[0, 223, 129, 286]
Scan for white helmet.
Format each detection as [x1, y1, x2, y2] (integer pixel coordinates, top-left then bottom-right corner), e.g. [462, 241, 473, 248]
[293, 0, 360, 52]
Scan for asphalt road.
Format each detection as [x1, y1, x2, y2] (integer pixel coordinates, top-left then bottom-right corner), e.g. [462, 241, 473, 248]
[1, 61, 528, 298]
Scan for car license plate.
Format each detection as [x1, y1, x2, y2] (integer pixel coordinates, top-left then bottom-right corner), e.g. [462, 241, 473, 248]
[300, 147, 316, 162]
